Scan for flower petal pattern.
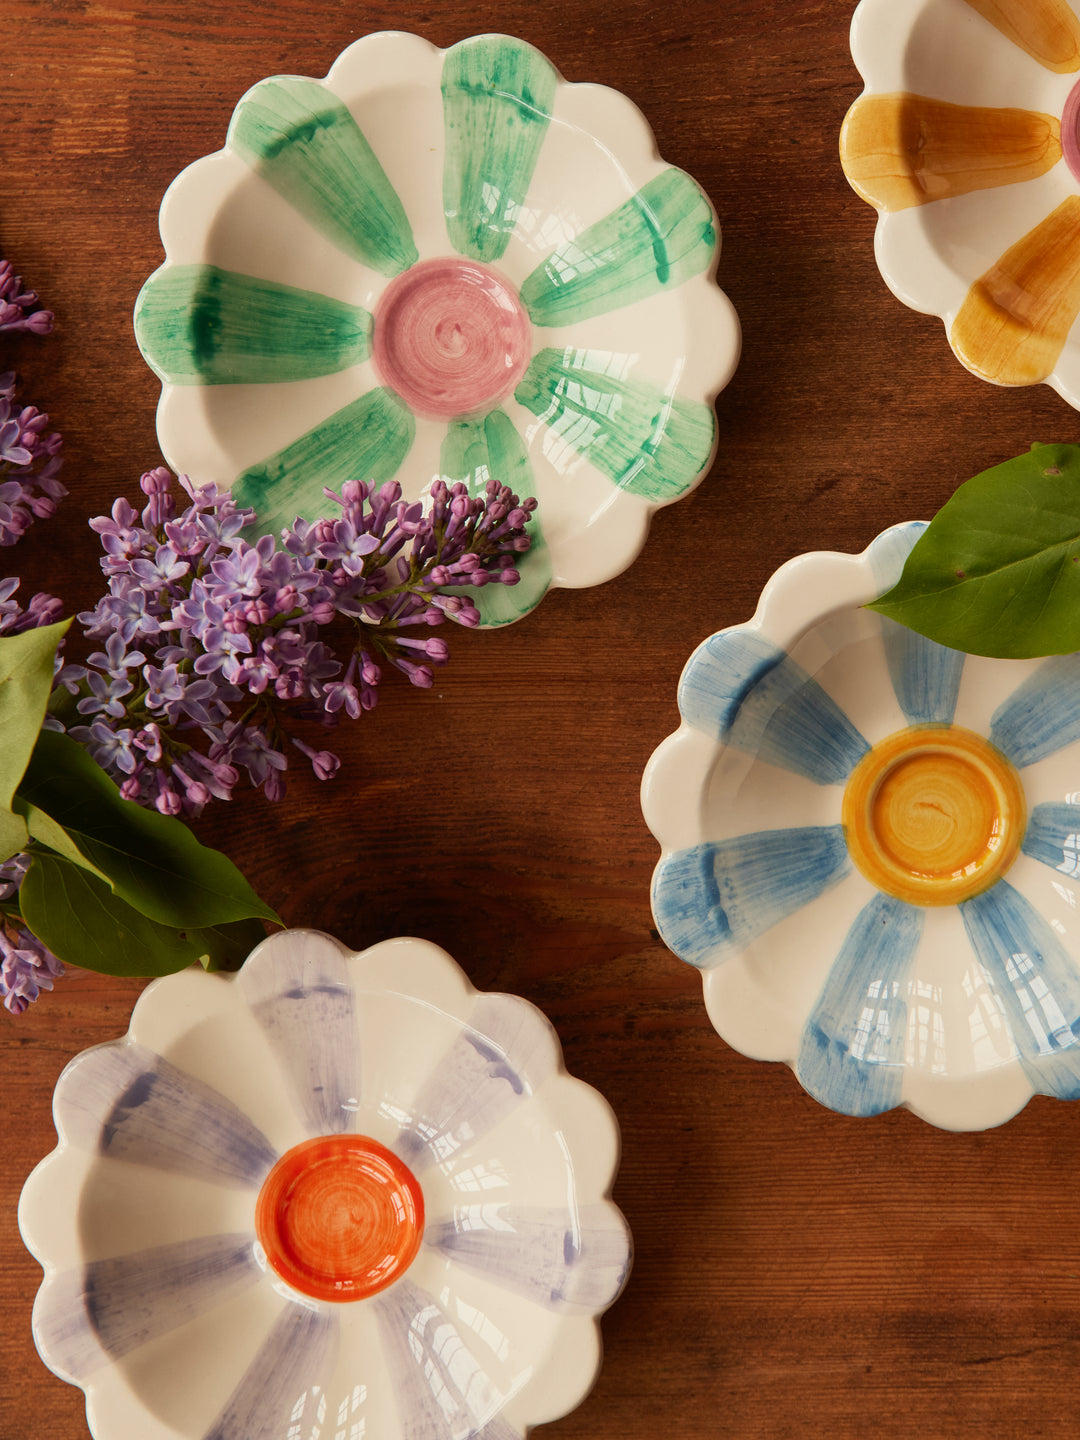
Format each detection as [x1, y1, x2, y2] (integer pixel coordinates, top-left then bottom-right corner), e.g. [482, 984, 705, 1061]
[134, 32, 739, 622]
[842, 0, 1080, 404]
[643, 521, 1080, 1129]
[19, 930, 630, 1439]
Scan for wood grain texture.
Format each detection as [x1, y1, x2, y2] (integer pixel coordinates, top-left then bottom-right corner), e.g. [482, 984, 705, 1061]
[4, 2, 1080, 1437]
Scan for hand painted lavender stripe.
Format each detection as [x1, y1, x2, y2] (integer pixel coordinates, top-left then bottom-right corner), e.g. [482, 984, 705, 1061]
[879, 616, 965, 726]
[426, 1204, 630, 1312]
[679, 631, 869, 784]
[374, 1279, 519, 1440]
[652, 827, 852, 969]
[228, 77, 417, 276]
[1022, 802, 1080, 874]
[55, 1042, 276, 1186]
[520, 169, 716, 327]
[796, 893, 923, 1118]
[961, 880, 1080, 1099]
[239, 931, 361, 1136]
[204, 1303, 338, 1440]
[34, 1235, 260, 1382]
[395, 994, 557, 1171]
[989, 654, 1080, 766]
[514, 348, 715, 505]
[441, 35, 556, 264]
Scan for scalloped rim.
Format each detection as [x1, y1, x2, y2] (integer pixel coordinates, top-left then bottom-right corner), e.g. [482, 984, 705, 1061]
[19, 930, 631, 1440]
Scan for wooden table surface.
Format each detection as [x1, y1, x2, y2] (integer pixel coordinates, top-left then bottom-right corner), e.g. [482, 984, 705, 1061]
[5, 2, 1080, 1437]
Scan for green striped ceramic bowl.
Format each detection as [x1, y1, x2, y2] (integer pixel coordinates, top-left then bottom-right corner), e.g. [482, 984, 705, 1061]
[134, 32, 740, 624]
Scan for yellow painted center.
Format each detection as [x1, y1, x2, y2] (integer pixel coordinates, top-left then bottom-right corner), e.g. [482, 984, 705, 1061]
[842, 726, 1025, 906]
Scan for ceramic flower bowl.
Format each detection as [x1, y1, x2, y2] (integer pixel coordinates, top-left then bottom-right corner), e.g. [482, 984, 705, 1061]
[19, 930, 631, 1440]
[134, 31, 740, 624]
[642, 522, 1080, 1131]
[841, 0, 1080, 407]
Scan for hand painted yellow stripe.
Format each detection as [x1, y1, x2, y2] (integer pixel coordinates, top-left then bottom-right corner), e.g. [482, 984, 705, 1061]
[841, 93, 1060, 212]
[951, 194, 1080, 384]
[964, 0, 1080, 72]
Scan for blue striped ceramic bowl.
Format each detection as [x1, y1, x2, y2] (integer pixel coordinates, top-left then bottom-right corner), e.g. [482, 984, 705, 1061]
[134, 32, 740, 625]
[643, 521, 1080, 1130]
[19, 930, 630, 1440]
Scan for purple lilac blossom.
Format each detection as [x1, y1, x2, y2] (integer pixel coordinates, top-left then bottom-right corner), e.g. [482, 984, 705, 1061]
[0, 261, 55, 336]
[0, 889, 65, 1015]
[57, 469, 534, 815]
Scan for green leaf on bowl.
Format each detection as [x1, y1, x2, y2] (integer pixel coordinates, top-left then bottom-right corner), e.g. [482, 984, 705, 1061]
[19, 849, 260, 975]
[0, 619, 70, 862]
[869, 443, 1080, 658]
[16, 729, 280, 930]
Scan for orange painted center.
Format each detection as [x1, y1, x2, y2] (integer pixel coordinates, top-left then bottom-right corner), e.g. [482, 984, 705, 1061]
[842, 726, 1025, 906]
[255, 1135, 424, 1302]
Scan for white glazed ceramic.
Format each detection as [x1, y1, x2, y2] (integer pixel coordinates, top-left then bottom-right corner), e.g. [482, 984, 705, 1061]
[134, 31, 740, 624]
[19, 929, 631, 1439]
[841, 0, 1080, 407]
[643, 521, 1080, 1131]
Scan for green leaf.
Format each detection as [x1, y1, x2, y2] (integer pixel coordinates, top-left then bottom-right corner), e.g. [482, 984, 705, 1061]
[0, 618, 70, 860]
[869, 442, 1080, 658]
[16, 729, 280, 929]
[20, 850, 223, 976]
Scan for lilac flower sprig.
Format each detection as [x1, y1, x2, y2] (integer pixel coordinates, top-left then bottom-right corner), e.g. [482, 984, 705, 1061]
[0, 260, 54, 336]
[0, 372, 65, 546]
[0, 856, 64, 1015]
[58, 468, 535, 814]
[1, 260, 64, 547]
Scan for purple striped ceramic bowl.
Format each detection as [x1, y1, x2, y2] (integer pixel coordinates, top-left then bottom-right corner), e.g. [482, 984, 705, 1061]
[19, 929, 630, 1440]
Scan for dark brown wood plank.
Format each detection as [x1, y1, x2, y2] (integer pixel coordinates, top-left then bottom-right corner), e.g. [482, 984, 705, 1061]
[5, 3, 1080, 1438]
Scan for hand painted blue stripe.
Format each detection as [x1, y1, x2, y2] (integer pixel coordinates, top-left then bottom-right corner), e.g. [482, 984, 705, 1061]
[652, 826, 852, 969]
[880, 616, 965, 726]
[34, 1235, 260, 1381]
[866, 520, 925, 592]
[1021, 802, 1080, 875]
[796, 893, 923, 1118]
[57, 1042, 277, 1186]
[961, 880, 1080, 1099]
[679, 631, 869, 784]
[425, 1204, 631, 1312]
[395, 994, 557, 1172]
[374, 1279, 519, 1440]
[204, 1304, 338, 1440]
[239, 931, 361, 1136]
[989, 655, 1080, 767]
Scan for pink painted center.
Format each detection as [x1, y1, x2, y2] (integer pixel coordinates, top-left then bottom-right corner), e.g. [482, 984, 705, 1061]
[373, 258, 531, 421]
[1064, 78, 1080, 185]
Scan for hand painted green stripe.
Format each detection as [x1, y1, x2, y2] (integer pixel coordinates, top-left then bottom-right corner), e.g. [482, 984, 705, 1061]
[442, 36, 556, 263]
[440, 409, 551, 625]
[134, 265, 372, 386]
[520, 169, 717, 326]
[233, 387, 415, 536]
[229, 77, 417, 276]
[514, 349, 715, 504]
